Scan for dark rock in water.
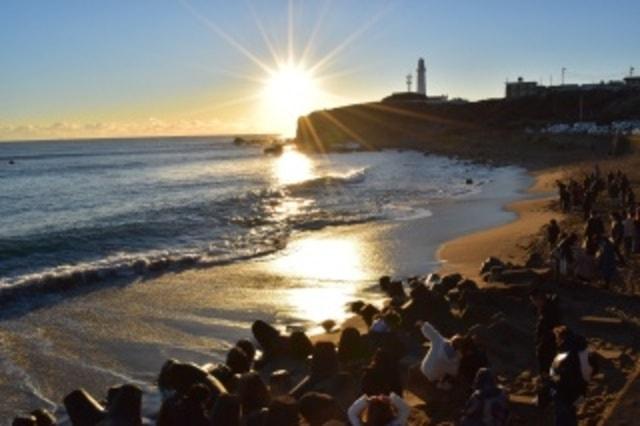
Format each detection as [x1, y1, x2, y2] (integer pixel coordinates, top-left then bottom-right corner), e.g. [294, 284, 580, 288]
[12, 417, 37, 426]
[265, 396, 299, 426]
[290, 331, 314, 360]
[480, 257, 505, 275]
[457, 279, 479, 293]
[269, 369, 293, 397]
[63, 389, 106, 426]
[158, 359, 226, 398]
[525, 252, 545, 268]
[210, 393, 241, 426]
[466, 178, 473, 185]
[439, 273, 463, 292]
[237, 339, 256, 362]
[226, 346, 251, 374]
[30, 409, 56, 426]
[299, 392, 344, 426]
[105, 384, 142, 426]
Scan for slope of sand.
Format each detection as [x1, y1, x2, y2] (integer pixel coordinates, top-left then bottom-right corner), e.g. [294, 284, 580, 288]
[437, 169, 563, 281]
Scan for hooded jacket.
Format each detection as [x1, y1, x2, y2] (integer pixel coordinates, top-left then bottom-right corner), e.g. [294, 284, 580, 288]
[419, 322, 460, 382]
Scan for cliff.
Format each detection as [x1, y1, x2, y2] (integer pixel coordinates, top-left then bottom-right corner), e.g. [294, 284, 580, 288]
[295, 89, 640, 167]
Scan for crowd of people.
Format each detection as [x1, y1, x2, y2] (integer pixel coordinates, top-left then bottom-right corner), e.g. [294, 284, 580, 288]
[12, 273, 600, 426]
[552, 167, 637, 292]
[13, 167, 629, 426]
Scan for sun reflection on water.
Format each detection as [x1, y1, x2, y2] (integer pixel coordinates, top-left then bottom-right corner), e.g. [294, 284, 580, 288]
[273, 236, 369, 324]
[274, 147, 314, 185]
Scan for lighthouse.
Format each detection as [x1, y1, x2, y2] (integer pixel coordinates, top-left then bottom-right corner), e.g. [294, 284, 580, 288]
[416, 58, 426, 96]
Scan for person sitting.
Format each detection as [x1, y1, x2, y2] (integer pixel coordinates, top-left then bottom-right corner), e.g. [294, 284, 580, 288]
[459, 368, 510, 426]
[457, 336, 490, 394]
[347, 393, 410, 426]
[418, 321, 462, 390]
[361, 349, 403, 397]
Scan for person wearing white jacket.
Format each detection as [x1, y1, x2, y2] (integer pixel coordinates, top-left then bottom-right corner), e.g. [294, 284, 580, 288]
[419, 321, 462, 389]
[347, 392, 410, 426]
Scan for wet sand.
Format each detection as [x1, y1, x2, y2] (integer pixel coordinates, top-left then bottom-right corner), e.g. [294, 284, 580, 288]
[437, 169, 565, 281]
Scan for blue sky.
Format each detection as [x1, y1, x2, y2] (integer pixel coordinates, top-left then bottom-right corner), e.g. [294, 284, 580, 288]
[1, 0, 639, 139]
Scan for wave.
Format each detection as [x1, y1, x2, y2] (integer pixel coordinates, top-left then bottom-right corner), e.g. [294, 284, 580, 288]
[285, 168, 367, 193]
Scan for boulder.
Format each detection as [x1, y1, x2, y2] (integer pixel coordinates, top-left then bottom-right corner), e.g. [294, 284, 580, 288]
[480, 257, 505, 275]
[30, 409, 56, 426]
[63, 389, 105, 426]
[210, 393, 241, 425]
[158, 359, 226, 398]
[494, 268, 540, 285]
[290, 331, 314, 360]
[265, 396, 299, 426]
[11, 417, 37, 426]
[379, 276, 391, 292]
[439, 273, 463, 292]
[269, 369, 293, 397]
[252, 320, 289, 359]
[525, 252, 545, 268]
[298, 392, 345, 426]
[105, 384, 142, 426]
[457, 279, 479, 293]
[337, 327, 367, 365]
[226, 346, 251, 374]
[358, 304, 380, 327]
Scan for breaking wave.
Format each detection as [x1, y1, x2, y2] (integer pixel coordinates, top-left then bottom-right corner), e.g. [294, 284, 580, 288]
[285, 168, 367, 193]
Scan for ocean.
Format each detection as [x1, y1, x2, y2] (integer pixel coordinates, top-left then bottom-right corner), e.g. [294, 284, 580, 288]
[0, 136, 500, 294]
[0, 136, 530, 421]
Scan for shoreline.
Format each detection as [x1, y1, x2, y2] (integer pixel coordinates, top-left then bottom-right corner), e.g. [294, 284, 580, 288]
[436, 168, 565, 282]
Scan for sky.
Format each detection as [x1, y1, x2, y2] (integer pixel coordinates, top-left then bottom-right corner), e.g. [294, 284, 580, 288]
[1, 0, 639, 140]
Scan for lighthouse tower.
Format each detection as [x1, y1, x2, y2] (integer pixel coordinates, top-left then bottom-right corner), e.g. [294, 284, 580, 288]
[416, 58, 426, 96]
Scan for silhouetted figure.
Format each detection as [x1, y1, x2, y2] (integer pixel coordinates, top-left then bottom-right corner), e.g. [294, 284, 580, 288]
[459, 368, 510, 426]
[529, 288, 562, 376]
[347, 393, 410, 426]
[547, 219, 560, 249]
[361, 349, 403, 396]
[549, 327, 593, 426]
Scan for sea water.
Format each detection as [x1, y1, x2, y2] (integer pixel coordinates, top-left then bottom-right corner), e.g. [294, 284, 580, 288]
[0, 136, 528, 421]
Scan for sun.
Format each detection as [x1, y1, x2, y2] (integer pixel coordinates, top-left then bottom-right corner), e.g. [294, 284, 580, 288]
[261, 62, 322, 136]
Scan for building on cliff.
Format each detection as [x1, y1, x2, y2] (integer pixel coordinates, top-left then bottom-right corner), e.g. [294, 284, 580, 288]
[417, 58, 426, 95]
[383, 58, 451, 104]
[505, 77, 543, 98]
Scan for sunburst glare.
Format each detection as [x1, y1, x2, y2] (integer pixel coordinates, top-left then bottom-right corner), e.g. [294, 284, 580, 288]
[262, 62, 322, 136]
[180, 0, 389, 136]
